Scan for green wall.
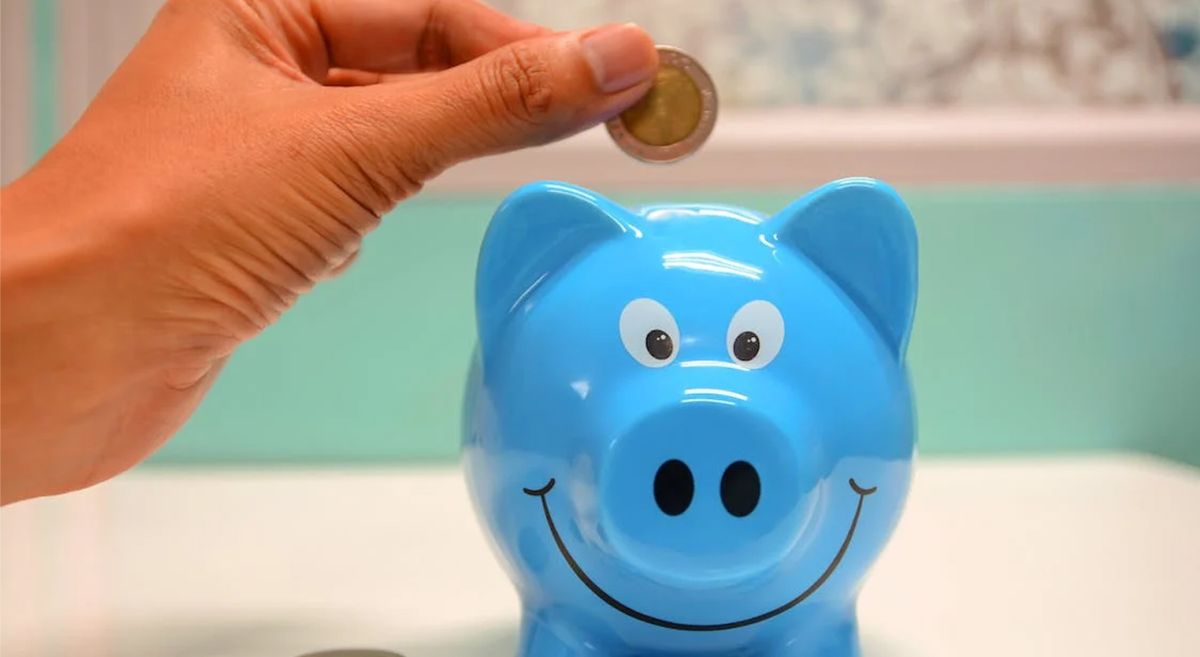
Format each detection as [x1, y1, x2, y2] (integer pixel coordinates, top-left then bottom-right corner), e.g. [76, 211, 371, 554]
[150, 185, 1200, 466]
[30, 0, 58, 161]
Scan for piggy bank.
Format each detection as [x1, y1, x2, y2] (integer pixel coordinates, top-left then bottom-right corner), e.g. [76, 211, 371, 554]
[463, 178, 917, 657]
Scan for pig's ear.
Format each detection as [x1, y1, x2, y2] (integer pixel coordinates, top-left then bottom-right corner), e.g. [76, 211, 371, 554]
[768, 177, 918, 359]
[476, 181, 632, 354]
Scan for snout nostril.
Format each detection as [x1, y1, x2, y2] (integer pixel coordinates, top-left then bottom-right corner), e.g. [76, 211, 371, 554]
[653, 459, 694, 516]
[720, 461, 761, 517]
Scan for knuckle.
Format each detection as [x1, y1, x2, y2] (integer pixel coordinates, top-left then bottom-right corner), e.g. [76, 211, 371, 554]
[486, 43, 555, 126]
[312, 100, 431, 200]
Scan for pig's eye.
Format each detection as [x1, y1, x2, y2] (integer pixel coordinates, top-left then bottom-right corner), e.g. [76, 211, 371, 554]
[727, 300, 784, 369]
[620, 298, 679, 368]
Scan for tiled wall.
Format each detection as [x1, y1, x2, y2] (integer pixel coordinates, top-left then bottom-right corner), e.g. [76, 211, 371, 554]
[495, 0, 1200, 106]
[3, 0, 1198, 182]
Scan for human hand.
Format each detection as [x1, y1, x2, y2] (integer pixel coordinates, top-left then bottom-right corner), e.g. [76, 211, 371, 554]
[0, 0, 657, 503]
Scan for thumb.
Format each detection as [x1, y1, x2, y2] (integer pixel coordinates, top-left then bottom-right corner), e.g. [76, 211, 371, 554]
[347, 23, 658, 182]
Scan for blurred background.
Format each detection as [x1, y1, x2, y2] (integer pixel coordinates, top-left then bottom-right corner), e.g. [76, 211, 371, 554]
[2, 0, 1198, 467]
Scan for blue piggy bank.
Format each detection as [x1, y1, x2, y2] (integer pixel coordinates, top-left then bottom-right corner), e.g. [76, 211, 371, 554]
[463, 178, 918, 657]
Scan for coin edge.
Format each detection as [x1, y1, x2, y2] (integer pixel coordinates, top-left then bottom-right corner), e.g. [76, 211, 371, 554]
[606, 46, 719, 164]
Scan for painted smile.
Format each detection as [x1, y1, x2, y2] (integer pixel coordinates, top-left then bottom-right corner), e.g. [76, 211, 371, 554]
[522, 477, 877, 632]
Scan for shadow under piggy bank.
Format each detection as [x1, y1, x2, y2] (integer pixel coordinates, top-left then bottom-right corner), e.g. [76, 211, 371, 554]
[293, 626, 921, 657]
[297, 652, 406, 657]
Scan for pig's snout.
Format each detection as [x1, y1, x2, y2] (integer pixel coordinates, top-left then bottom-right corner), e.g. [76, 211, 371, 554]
[597, 399, 822, 587]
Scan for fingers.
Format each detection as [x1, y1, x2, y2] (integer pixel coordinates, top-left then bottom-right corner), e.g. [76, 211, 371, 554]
[311, 0, 549, 74]
[324, 68, 407, 87]
[317, 250, 361, 281]
[332, 24, 657, 186]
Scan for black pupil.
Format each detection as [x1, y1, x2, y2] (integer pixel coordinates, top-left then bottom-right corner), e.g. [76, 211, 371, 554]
[645, 330, 673, 360]
[733, 331, 760, 361]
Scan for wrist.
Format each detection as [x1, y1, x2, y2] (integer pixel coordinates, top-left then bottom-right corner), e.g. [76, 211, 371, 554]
[1, 171, 158, 502]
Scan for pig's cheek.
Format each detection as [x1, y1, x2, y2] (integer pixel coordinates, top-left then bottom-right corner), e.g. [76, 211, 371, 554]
[518, 525, 552, 573]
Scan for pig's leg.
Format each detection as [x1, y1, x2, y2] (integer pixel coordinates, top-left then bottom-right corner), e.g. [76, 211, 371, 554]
[515, 614, 584, 657]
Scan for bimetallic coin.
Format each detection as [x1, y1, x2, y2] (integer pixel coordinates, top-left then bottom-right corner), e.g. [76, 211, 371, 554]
[607, 46, 717, 163]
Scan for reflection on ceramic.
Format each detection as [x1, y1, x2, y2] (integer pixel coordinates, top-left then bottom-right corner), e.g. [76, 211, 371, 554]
[462, 179, 918, 656]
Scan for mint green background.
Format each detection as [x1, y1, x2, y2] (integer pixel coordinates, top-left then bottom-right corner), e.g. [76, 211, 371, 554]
[149, 186, 1200, 466]
[31, 0, 58, 160]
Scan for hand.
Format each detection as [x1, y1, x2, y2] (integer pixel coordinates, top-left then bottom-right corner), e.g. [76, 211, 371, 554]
[0, 0, 657, 503]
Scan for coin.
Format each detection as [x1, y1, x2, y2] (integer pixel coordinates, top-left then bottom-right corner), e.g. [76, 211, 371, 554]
[606, 46, 717, 163]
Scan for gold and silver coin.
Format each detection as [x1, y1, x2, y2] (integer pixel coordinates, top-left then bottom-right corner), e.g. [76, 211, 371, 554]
[606, 46, 717, 164]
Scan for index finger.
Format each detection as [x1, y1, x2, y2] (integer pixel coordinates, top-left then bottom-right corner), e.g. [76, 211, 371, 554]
[311, 0, 551, 74]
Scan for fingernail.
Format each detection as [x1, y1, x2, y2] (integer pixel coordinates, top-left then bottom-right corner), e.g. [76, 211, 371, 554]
[581, 23, 657, 93]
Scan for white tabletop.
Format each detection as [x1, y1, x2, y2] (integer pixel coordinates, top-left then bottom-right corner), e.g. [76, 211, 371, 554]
[2, 455, 1197, 657]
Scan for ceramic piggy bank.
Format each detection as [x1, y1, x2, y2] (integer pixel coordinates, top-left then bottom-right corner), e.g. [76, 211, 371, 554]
[463, 178, 917, 657]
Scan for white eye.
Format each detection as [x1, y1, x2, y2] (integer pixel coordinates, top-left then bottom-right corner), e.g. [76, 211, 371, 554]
[727, 300, 784, 369]
[620, 299, 679, 368]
